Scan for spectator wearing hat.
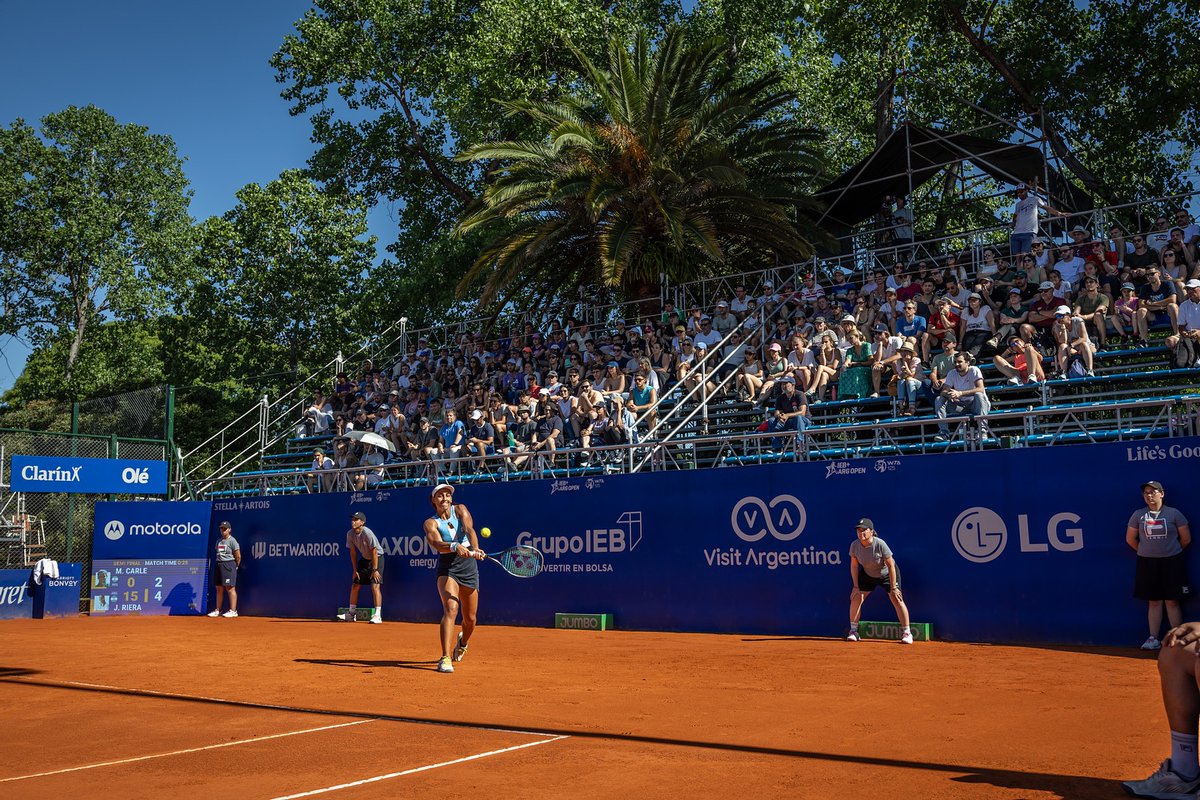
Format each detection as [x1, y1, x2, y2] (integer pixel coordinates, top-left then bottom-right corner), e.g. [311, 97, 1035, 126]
[1068, 224, 1097, 261]
[837, 326, 873, 400]
[529, 394, 564, 466]
[767, 376, 808, 451]
[809, 331, 844, 404]
[757, 279, 777, 308]
[711, 301, 738, 335]
[892, 339, 924, 416]
[845, 517, 913, 644]
[1024, 281, 1065, 352]
[934, 350, 990, 442]
[354, 445, 387, 490]
[1140, 265, 1181, 335]
[828, 270, 856, 307]
[505, 405, 536, 469]
[464, 409, 495, 472]
[1051, 305, 1095, 378]
[1126, 480, 1192, 650]
[869, 324, 905, 397]
[598, 361, 628, 406]
[306, 447, 335, 493]
[1166, 279, 1200, 368]
[1011, 269, 1038, 301]
[927, 332, 960, 395]
[1111, 282, 1148, 346]
[377, 404, 407, 453]
[992, 333, 1046, 385]
[877, 286, 903, 330]
[736, 344, 764, 401]
[345, 510, 384, 624]
[680, 341, 718, 398]
[755, 342, 790, 405]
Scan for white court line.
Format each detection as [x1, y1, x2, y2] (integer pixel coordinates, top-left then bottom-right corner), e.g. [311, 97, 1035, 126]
[0, 719, 374, 783]
[269, 735, 570, 800]
[14, 678, 552, 737]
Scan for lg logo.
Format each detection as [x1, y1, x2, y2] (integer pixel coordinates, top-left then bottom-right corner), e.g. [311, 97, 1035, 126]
[103, 520, 125, 541]
[952, 506, 1084, 563]
[731, 495, 806, 542]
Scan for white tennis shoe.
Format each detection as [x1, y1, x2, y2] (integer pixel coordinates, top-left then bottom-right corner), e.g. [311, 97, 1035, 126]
[437, 656, 454, 673]
[206, 610, 220, 617]
[453, 634, 468, 662]
[222, 610, 238, 618]
[845, 631, 860, 642]
[900, 631, 914, 644]
[1142, 636, 1163, 651]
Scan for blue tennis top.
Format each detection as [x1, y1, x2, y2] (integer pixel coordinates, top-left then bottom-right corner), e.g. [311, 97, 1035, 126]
[433, 510, 467, 548]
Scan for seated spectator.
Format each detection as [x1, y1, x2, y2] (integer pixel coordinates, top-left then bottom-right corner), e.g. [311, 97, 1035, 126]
[934, 352, 990, 442]
[894, 300, 929, 356]
[927, 333, 958, 397]
[892, 340, 924, 416]
[925, 297, 959, 360]
[992, 334, 1046, 385]
[958, 293, 995, 360]
[787, 334, 815, 392]
[464, 409, 495, 471]
[870, 324, 905, 398]
[1052, 305, 1096, 379]
[1141, 266, 1181, 335]
[354, 445, 386, 490]
[410, 416, 440, 462]
[1023, 281, 1063, 352]
[737, 347, 764, 401]
[1162, 247, 1191, 291]
[837, 328, 873, 400]
[940, 276, 971, 311]
[1073, 276, 1111, 349]
[711, 301, 738, 335]
[680, 341, 718, 397]
[529, 395, 563, 464]
[1166, 279, 1200, 369]
[306, 447, 335, 493]
[768, 376, 808, 451]
[505, 406, 536, 469]
[377, 404, 406, 451]
[808, 332, 843, 403]
[598, 361, 627, 405]
[1111, 282, 1148, 347]
[301, 392, 333, 437]
[437, 408, 465, 471]
[756, 342, 790, 404]
[877, 287, 902, 329]
[626, 372, 658, 432]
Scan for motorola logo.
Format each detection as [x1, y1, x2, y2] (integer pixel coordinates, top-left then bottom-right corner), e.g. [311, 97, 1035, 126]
[103, 520, 126, 541]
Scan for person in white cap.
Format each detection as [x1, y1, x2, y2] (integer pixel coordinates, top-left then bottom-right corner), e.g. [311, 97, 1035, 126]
[424, 484, 485, 673]
[464, 409, 495, 472]
[1166, 279, 1200, 368]
[1009, 178, 1062, 258]
[1051, 305, 1095, 378]
[711, 300, 737, 335]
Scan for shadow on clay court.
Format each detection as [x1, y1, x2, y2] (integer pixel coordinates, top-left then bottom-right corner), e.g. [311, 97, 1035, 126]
[295, 657, 441, 671]
[0, 668, 1129, 798]
[740, 636, 1155, 660]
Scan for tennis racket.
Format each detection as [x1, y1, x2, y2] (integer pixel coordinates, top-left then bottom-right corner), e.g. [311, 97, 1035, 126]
[483, 544, 544, 578]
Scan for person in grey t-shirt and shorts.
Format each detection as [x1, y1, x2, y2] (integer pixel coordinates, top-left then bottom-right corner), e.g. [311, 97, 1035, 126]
[345, 511, 384, 624]
[845, 518, 913, 644]
[207, 520, 240, 618]
[1126, 480, 1192, 650]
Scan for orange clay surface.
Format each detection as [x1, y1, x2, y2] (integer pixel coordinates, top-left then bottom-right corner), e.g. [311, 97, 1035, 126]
[0, 615, 1168, 799]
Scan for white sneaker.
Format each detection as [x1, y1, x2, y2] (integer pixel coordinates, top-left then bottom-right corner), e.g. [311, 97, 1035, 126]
[1006, 376, 1020, 385]
[900, 631, 914, 645]
[369, 613, 381, 624]
[436, 656, 454, 673]
[1141, 636, 1162, 651]
[221, 610, 238, 618]
[207, 610, 220, 617]
[452, 633, 469, 662]
[845, 631, 860, 642]
[1122, 758, 1200, 798]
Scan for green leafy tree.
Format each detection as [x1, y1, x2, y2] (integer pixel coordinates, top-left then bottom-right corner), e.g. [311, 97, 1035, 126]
[190, 170, 378, 379]
[455, 27, 828, 305]
[0, 105, 194, 388]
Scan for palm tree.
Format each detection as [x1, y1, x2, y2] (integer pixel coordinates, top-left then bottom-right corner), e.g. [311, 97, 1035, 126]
[455, 27, 829, 306]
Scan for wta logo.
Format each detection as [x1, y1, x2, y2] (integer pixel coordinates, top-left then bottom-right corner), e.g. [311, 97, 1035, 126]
[730, 495, 806, 542]
[103, 521, 125, 541]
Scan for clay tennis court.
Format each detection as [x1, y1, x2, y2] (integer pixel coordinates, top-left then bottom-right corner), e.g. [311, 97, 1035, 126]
[0, 616, 1164, 798]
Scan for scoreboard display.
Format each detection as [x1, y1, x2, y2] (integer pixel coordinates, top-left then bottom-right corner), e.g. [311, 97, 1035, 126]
[90, 558, 207, 616]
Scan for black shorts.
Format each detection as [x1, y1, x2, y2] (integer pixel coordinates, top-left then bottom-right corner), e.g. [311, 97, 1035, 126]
[436, 553, 479, 590]
[214, 560, 237, 588]
[353, 555, 384, 585]
[857, 572, 899, 594]
[1134, 553, 1191, 601]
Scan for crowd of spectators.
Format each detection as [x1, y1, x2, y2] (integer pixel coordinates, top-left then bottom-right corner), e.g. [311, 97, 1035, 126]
[293, 197, 1199, 481]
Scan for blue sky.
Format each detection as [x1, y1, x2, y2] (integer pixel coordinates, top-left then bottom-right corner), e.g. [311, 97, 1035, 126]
[0, 0, 391, 394]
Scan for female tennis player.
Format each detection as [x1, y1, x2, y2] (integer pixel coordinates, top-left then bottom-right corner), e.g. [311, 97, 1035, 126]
[424, 483, 485, 674]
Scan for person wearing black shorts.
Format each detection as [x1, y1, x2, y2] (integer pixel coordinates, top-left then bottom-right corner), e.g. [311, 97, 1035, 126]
[845, 518, 913, 644]
[207, 521, 240, 618]
[345, 511, 384, 623]
[1127, 480, 1192, 650]
[424, 483, 485, 674]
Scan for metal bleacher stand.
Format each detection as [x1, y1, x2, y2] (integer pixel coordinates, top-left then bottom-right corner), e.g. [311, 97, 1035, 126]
[0, 448, 48, 568]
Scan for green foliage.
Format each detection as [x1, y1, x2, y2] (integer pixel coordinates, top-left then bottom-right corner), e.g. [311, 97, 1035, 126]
[0, 106, 195, 387]
[189, 170, 379, 380]
[456, 27, 829, 304]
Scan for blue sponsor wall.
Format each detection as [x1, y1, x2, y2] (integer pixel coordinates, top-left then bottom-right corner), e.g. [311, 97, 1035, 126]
[0, 570, 35, 619]
[195, 437, 1200, 646]
[13, 455, 167, 494]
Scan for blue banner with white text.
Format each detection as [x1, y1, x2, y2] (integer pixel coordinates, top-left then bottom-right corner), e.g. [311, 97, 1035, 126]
[189, 438, 1200, 644]
[12, 455, 167, 495]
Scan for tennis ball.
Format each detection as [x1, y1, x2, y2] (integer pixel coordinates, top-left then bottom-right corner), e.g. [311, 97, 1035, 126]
[480, 527, 492, 538]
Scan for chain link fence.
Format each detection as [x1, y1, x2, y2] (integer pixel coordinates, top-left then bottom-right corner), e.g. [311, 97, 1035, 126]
[0, 386, 170, 611]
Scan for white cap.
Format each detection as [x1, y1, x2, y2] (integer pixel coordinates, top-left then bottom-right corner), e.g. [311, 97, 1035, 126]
[1186, 279, 1200, 289]
[470, 409, 483, 419]
[1055, 305, 1072, 315]
[431, 483, 454, 499]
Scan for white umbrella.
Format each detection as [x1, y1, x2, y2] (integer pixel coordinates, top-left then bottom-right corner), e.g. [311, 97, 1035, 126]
[342, 429, 396, 452]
